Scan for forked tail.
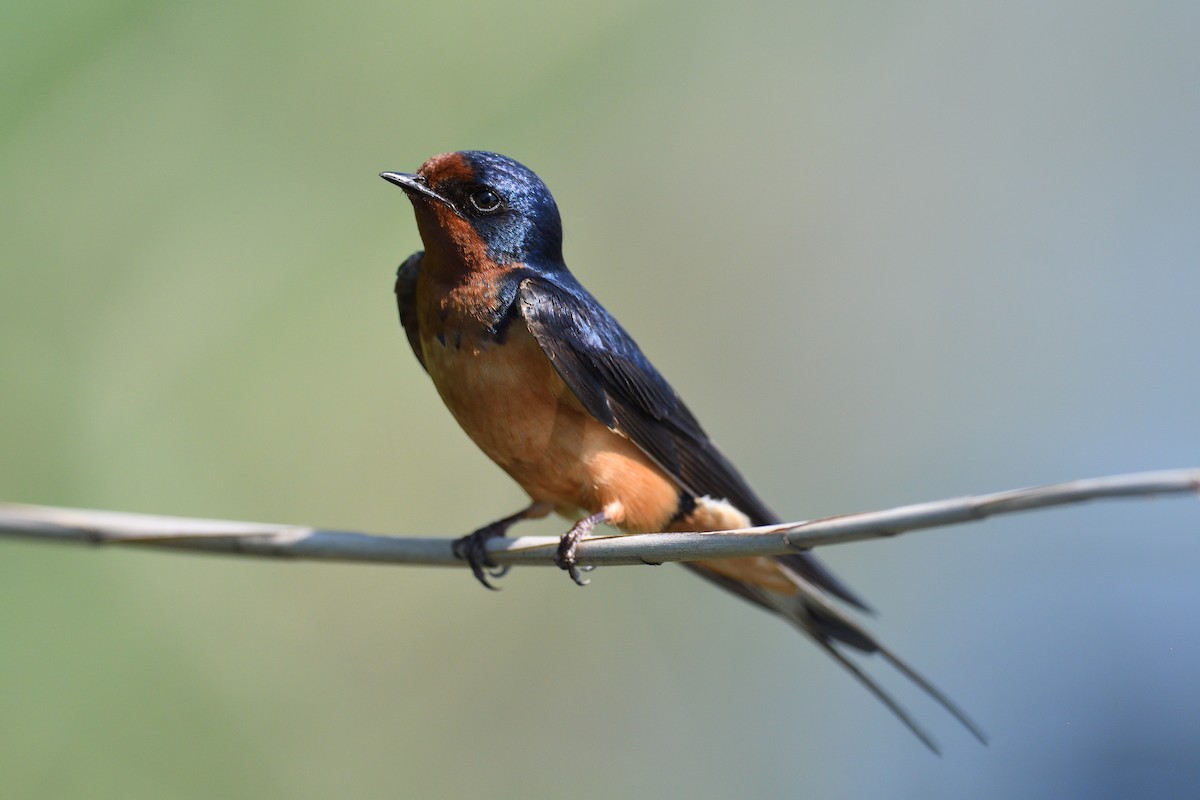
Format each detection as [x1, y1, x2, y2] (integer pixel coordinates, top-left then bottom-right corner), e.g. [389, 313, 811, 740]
[684, 556, 987, 753]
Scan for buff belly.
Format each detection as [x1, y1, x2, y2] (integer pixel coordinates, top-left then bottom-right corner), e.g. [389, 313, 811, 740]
[421, 322, 683, 533]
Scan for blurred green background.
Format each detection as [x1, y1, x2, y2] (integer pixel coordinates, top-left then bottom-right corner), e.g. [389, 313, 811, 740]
[3, 1, 1199, 798]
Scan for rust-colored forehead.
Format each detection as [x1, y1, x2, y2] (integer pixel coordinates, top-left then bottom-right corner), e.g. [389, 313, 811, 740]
[418, 152, 476, 185]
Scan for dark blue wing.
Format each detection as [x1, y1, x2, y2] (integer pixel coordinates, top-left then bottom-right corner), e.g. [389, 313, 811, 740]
[517, 275, 778, 524]
[516, 274, 869, 611]
[395, 252, 426, 371]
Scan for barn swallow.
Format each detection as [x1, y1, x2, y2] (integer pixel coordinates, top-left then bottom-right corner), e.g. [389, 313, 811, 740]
[380, 151, 984, 752]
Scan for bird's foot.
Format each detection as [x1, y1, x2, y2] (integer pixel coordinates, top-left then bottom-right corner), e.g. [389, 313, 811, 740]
[453, 521, 514, 590]
[554, 511, 606, 586]
[453, 504, 553, 590]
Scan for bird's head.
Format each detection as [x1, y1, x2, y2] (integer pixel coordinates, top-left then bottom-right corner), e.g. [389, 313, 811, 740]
[382, 151, 564, 269]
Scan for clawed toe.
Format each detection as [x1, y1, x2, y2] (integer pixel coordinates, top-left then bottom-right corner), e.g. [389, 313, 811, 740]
[453, 527, 506, 590]
[554, 511, 606, 586]
[452, 506, 553, 589]
[555, 546, 590, 586]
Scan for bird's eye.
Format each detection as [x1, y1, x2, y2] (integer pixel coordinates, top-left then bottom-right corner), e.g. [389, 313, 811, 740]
[469, 187, 502, 212]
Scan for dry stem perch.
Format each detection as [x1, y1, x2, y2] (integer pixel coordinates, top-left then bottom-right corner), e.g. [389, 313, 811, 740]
[3, 466, 1197, 752]
[2, 468, 1196, 567]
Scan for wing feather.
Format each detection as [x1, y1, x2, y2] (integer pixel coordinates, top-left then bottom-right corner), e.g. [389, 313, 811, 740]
[394, 252, 426, 371]
[517, 276, 775, 523]
[516, 275, 868, 611]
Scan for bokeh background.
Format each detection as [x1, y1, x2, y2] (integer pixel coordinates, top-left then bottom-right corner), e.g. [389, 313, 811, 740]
[3, 1, 1199, 798]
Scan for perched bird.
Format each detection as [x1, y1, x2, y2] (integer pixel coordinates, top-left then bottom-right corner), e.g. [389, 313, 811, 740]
[381, 151, 984, 751]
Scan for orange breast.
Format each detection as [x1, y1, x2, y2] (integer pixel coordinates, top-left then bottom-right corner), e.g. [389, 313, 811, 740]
[416, 265, 799, 596]
[417, 272, 682, 533]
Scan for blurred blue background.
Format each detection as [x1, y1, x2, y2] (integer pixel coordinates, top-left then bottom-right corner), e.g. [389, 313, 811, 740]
[2, 1, 1199, 797]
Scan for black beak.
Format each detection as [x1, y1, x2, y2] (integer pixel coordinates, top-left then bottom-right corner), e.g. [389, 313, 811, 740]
[380, 171, 455, 211]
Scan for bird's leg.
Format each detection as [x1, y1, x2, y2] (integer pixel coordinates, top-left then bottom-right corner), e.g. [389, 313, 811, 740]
[454, 502, 552, 590]
[555, 511, 608, 587]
